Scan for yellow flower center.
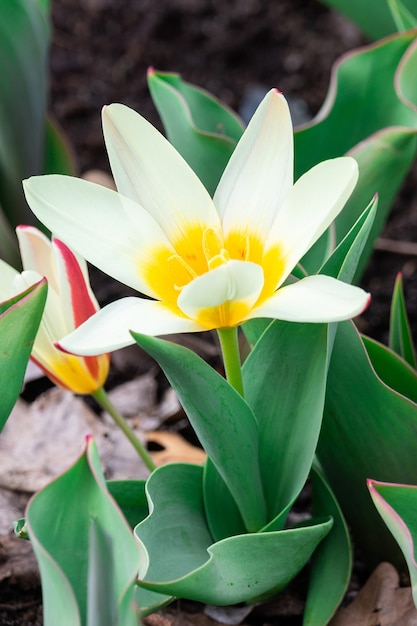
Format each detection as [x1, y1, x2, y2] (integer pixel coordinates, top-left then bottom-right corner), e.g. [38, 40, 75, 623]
[141, 225, 285, 329]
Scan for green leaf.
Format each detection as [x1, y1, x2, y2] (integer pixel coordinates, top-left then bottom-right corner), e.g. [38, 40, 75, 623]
[203, 458, 246, 541]
[362, 335, 417, 403]
[148, 70, 244, 195]
[106, 479, 149, 529]
[368, 479, 417, 606]
[320, 195, 377, 282]
[0, 279, 47, 431]
[0, 0, 50, 232]
[303, 464, 352, 626]
[44, 116, 76, 177]
[317, 320, 417, 566]
[242, 320, 328, 521]
[295, 31, 417, 279]
[131, 332, 267, 532]
[389, 273, 416, 367]
[242, 317, 272, 348]
[87, 520, 117, 626]
[388, 0, 417, 32]
[26, 437, 140, 626]
[318, 0, 417, 39]
[135, 463, 332, 610]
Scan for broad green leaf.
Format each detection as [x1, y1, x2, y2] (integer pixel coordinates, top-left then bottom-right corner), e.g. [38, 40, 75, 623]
[148, 70, 244, 195]
[131, 332, 267, 532]
[87, 520, 117, 626]
[26, 437, 140, 626]
[242, 317, 272, 348]
[317, 320, 417, 566]
[368, 480, 417, 605]
[135, 463, 332, 610]
[0, 278, 47, 431]
[295, 31, 417, 279]
[107, 479, 149, 529]
[318, 0, 417, 39]
[35, 0, 51, 17]
[320, 196, 377, 283]
[203, 458, 246, 542]
[362, 335, 417, 403]
[44, 116, 76, 177]
[242, 320, 328, 521]
[303, 464, 352, 626]
[0, 0, 50, 232]
[388, 0, 417, 32]
[389, 273, 416, 367]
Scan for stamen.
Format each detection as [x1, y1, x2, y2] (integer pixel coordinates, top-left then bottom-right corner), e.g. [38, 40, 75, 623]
[203, 227, 230, 270]
[167, 254, 197, 291]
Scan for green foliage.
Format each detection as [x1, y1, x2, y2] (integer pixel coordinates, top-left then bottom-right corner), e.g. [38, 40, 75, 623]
[295, 31, 417, 278]
[134, 462, 331, 611]
[318, 0, 417, 40]
[0, 279, 47, 431]
[130, 321, 338, 613]
[369, 480, 417, 606]
[389, 273, 416, 367]
[26, 437, 140, 626]
[0, 0, 75, 265]
[318, 320, 417, 566]
[147, 70, 244, 196]
[304, 464, 352, 626]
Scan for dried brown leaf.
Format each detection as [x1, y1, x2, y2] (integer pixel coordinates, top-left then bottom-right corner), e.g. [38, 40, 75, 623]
[146, 430, 206, 466]
[330, 562, 417, 626]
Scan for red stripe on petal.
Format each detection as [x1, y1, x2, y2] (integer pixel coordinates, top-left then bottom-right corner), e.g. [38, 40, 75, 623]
[30, 355, 72, 392]
[53, 238, 98, 327]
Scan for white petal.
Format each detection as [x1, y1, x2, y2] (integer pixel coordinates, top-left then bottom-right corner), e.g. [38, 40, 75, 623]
[16, 226, 55, 285]
[177, 260, 264, 319]
[267, 157, 359, 286]
[249, 274, 370, 323]
[215, 90, 293, 241]
[102, 104, 220, 241]
[58, 297, 204, 356]
[23, 175, 175, 298]
[13, 270, 69, 345]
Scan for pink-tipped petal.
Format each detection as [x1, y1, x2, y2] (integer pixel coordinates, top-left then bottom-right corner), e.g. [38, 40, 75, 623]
[57, 297, 204, 356]
[248, 274, 369, 323]
[16, 226, 56, 288]
[215, 90, 293, 242]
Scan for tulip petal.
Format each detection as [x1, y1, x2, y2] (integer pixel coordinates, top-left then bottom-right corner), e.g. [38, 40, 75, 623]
[102, 104, 220, 242]
[24, 175, 175, 298]
[215, 90, 293, 242]
[17, 226, 56, 286]
[249, 274, 370, 323]
[57, 297, 204, 356]
[177, 260, 264, 328]
[267, 157, 359, 287]
[52, 238, 100, 330]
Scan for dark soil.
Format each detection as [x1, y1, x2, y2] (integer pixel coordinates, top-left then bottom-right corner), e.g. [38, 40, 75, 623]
[3, 0, 417, 624]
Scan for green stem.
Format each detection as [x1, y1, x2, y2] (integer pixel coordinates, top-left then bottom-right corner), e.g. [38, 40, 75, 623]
[92, 387, 156, 472]
[217, 326, 244, 396]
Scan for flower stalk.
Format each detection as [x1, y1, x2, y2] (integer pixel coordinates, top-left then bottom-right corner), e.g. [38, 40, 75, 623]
[92, 387, 156, 472]
[217, 326, 244, 396]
